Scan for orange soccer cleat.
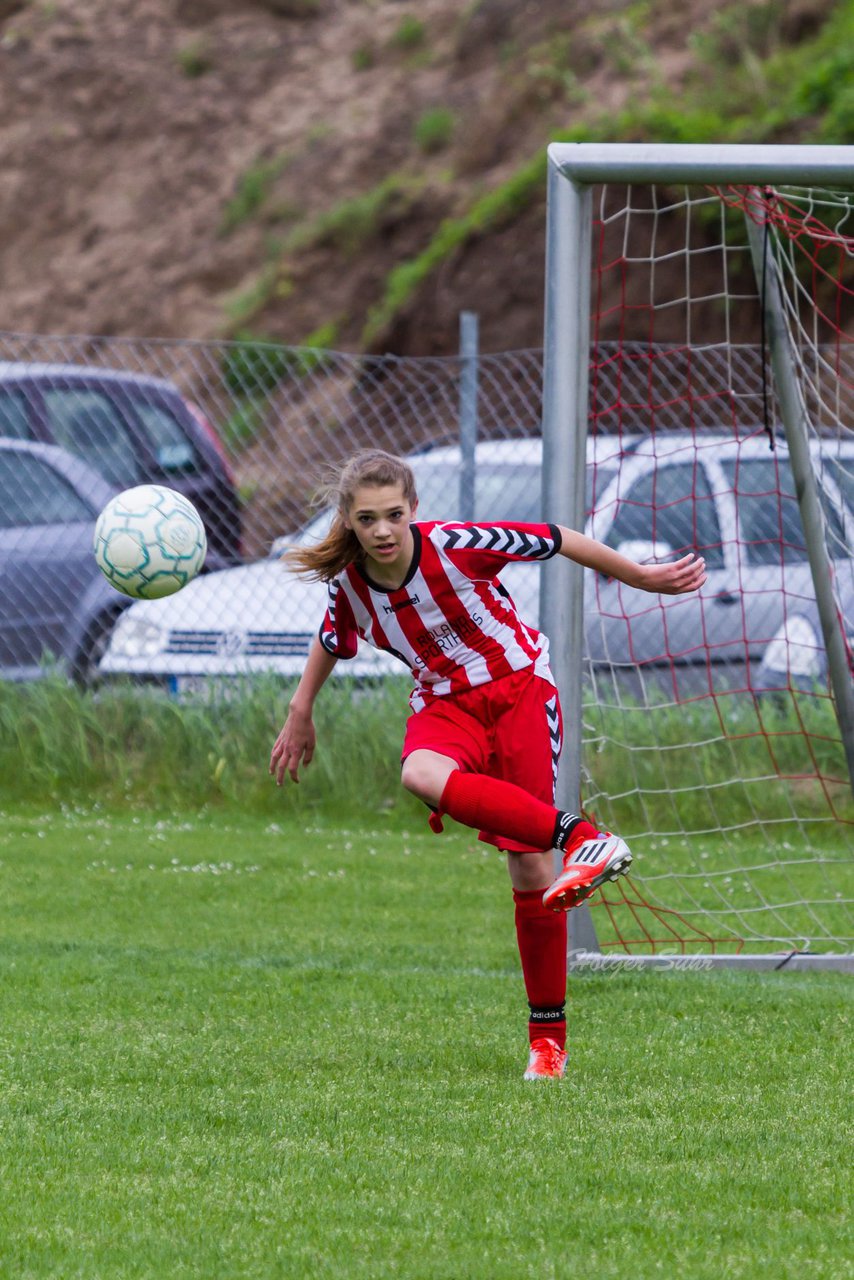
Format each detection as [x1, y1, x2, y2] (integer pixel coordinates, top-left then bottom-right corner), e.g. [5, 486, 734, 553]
[523, 1037, 568, 1080]
[542, 832, 632, 912]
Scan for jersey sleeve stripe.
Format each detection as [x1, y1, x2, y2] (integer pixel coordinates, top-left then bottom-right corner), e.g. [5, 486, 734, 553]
[440, 522, 561, 561]
[319, 578, 359, 658]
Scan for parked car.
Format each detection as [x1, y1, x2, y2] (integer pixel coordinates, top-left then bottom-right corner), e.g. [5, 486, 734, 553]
[582, 433, 853, 692]
[754, 577, 854, 693]
[99, 433, 854, 697]
[0, 439, 131, 682]
[98, 436, 633, 691]
[268, 435, 631, 560]
[0, 362, 241, 567]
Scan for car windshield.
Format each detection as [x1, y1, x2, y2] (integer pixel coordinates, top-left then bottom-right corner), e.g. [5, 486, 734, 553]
[413, 461, 540, 522]
[132, 399, 200, 474]
[824, 455, 854, 516]
[407, 459, 618, 523]
[0, 450, 93, 527]
[282, 458, 618, 554]
[43, 388, 143, 489]
[720, 456, 847, 565]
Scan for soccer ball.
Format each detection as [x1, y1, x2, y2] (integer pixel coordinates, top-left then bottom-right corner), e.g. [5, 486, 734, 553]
[93, 485, 207, 599]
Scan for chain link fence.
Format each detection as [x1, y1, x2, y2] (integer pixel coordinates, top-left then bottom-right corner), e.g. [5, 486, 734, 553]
[0, 327, 784, 553]
[0, 327, 850, 695]
[3, 326, 852, 952]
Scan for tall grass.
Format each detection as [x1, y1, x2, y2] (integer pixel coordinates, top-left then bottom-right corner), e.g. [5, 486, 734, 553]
[2, 677, 851, 831]
[0, 676, 413, 818]
[4, 677, 849, 952]
[584, 688, 854, 830]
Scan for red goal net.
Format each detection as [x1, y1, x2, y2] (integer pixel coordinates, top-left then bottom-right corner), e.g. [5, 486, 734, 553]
[577, 182, 853, 955]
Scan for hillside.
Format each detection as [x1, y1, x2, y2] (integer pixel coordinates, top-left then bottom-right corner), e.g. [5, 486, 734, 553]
[0, 0, 844, 356]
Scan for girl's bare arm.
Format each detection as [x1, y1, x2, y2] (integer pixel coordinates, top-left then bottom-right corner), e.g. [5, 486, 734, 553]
[269, 636, 339, 784]
[555, 525, 707, 596]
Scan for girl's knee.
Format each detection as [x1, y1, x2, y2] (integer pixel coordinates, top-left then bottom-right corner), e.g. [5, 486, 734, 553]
[507, 849, 555, 892]
[400, 754, 432, 802]
[400, 752, 456, 805]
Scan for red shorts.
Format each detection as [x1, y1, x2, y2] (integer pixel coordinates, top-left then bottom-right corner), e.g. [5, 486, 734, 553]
[401, 666, 563, 853]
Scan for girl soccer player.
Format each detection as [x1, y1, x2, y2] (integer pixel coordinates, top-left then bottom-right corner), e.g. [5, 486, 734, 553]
[270, 449, 706, 1079]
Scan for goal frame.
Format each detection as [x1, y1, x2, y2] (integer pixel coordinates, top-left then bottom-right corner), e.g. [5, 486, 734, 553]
[539, 143, 854, 971]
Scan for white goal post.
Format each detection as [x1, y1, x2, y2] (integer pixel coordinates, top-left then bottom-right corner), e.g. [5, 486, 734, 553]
[539, 144, 854, 969]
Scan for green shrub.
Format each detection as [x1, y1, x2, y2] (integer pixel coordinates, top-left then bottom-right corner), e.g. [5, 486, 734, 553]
[220, 154, 290, 235]
[689, 1, 786, 66]
[175, 38, 212, 78]
[298, 320, 340, 360]
[790, 41, 854, 142]
[284, 172, 422, 257]
[352, 42, 376, 71]
[221, 334, 293, 396]
[218, 331, 336, 448]
[413, 107, 455, 154]
[222, 398, 265, 453]
[223, 264, 282, 329]
[390, 15, 425, 50]
[360, 133, 573, 345]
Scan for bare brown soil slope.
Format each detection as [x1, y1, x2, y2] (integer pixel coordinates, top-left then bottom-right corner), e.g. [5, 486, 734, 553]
[0, 0, 832, 355]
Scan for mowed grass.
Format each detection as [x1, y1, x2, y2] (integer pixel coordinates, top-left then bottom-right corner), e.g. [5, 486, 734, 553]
[0, 808, 851, 1280]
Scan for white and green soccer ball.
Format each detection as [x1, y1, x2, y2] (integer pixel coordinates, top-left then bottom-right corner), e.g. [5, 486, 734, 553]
[93, 485, 207, 599]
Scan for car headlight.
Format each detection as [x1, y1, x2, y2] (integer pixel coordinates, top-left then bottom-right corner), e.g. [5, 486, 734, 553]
[110, 614, 167, 658]
[762, 615, 822, 678]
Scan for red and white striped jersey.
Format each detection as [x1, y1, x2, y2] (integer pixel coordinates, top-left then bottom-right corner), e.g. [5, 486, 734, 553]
[319, 521, 562, 711]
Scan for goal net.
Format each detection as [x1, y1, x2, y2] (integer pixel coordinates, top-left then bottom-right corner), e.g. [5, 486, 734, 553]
[542, 146, 853, 959]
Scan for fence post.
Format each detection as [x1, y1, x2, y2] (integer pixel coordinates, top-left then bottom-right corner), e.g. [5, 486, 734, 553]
[458, 311, 479, 521]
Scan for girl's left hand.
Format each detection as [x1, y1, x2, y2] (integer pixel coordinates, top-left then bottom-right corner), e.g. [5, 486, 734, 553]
[636, 552, 707, 595]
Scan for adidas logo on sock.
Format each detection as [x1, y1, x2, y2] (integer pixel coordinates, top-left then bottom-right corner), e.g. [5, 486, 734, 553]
[553, 812, 580, 851]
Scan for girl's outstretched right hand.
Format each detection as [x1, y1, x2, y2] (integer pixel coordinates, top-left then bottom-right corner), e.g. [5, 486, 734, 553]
[269, 707, 316, 785]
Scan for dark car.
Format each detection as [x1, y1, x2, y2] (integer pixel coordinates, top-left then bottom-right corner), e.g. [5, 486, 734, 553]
[0, 438, 131, 682]
[0, 363, 241, 567]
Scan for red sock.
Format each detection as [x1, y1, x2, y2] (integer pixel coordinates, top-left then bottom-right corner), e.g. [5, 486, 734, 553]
[439, 770, 598, 851]
[513, 889, 567, 1048]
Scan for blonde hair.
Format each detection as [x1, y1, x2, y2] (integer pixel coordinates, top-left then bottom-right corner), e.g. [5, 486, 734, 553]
[284, 449, 417, 582]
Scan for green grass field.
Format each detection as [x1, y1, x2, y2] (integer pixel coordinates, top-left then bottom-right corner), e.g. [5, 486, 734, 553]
[0, 806, 850, 1280]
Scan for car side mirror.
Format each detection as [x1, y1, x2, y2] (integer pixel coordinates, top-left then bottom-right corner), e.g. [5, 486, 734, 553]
[157, 444, 195, 472]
